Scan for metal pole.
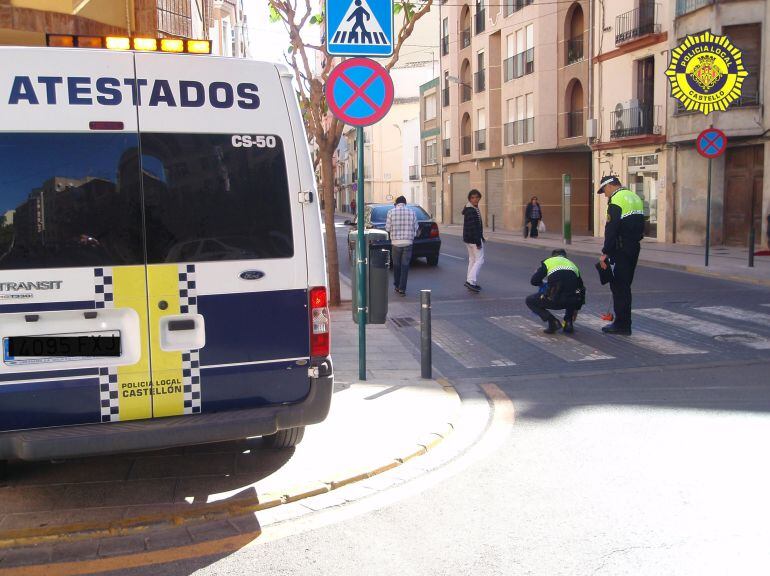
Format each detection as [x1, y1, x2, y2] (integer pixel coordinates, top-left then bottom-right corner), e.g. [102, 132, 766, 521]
[492, 214, 495, 232]
[705, 158, 712, 267]
[420, 290, 432, 379]
[356, 126, 367, 381]
[749, 182, 756, 268]
[563, 174, 572, 245]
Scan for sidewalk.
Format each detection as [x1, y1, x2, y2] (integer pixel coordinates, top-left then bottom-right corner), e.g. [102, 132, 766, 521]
[0, 311, 458, 566]
[441, 224, 770, 287]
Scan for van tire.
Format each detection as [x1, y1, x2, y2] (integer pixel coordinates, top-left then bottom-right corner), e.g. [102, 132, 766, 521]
[427, 255, 439, 266]
[263, 426, 305, 449]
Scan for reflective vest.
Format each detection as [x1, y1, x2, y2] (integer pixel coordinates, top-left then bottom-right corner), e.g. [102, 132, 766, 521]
[609, 188, 644, 219]
[544, 256, 580, 278]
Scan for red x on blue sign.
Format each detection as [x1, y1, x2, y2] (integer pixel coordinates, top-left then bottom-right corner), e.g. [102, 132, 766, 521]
[696, 128, 728, 159]
[325, 58, 394, 127]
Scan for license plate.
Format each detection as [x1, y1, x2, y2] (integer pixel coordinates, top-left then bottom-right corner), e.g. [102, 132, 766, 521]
[3, 331, 121, 365]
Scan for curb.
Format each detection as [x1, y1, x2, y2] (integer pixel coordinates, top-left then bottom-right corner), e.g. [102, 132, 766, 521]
[441, 228, 770, 288]
[0, 379, 461, 552]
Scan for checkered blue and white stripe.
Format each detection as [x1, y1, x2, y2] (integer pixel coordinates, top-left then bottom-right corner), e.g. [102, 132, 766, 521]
[178, 264, 198, 314]
[93, 267, 114, 309]
[99, 367, 120, 422]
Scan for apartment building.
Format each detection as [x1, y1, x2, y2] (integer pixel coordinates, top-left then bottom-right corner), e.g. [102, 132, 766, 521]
[438, 0, 592, 233]
[0, 1, 248, 58]
[420, 77, 442, 219]
[666, 0, 768, 247]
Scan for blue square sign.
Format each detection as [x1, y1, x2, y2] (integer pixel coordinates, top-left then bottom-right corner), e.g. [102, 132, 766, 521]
[326, 0, 394, 57]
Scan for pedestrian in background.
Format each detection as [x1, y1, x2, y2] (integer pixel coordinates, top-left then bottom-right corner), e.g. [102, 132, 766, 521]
[350, 198, 356, 215]
[385, 196, 419, 297]
[597, 176, 644, 335]
[525, 196, 542, 238]
[463, 189, 485, 293]
[526, 249, 585, 334]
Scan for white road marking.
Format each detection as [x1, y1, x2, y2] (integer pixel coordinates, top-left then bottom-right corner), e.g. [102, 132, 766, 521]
[696, 306, 770, 328]
[579, 314, 707, 355]
[428, 319, 515, 368]
[488, 316, 614, 362]
[440, 253, 465, 260]
[636, 308, 770, 350]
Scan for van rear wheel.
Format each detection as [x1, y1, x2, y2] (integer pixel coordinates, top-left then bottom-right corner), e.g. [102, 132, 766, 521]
[263, 426, 305, 449]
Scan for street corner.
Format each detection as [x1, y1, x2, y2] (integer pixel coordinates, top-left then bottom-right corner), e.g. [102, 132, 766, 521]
[0, 374, 461, 570]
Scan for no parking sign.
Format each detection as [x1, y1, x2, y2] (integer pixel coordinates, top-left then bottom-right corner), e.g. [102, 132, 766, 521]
[325, 58, 394, 127]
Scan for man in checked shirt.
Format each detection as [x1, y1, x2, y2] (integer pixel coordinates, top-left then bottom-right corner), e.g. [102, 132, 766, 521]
[385, 196, 419, 296]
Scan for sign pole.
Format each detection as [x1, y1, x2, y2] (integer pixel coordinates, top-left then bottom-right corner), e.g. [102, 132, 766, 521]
[562, 174, 572, 245]
[705, 158, 712, 267]
[356, 126, 367, 381]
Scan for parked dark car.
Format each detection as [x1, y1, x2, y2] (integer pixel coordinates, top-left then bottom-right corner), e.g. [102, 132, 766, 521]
[346, 204, 441, 266]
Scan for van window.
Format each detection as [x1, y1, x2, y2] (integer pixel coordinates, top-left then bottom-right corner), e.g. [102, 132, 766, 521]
[139, 133, 294, 263]
[0, 133, 144, 270]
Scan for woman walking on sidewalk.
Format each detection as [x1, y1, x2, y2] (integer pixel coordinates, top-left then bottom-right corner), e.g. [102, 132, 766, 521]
[525, 196, 542, 238]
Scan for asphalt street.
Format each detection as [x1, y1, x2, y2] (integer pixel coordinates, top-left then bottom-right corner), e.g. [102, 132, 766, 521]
[116, 225, 770, 576]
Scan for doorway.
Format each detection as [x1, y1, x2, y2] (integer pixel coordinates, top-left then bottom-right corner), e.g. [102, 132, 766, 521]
[724, 145, 764, 246]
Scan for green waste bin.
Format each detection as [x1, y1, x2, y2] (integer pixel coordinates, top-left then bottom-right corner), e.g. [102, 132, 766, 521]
[351, 229, 389, 325]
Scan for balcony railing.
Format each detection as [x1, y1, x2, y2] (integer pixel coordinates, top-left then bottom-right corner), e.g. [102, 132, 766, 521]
[442, 86, 450, 107]
[566, 110, 584, 138]
[610, 103, 661, 139]
[474, 69, 486, 93]
[409, 165, 420, 180]
[504, 0, 533, 17]
[474, 10, 485, 35]
[504, 48, 535, 82]
[443, 138, 451, 157]
[675, 0, 713, 17]
[616, 3, 660, 45]
[678, 89, 761, 113]
[474, 129, 487, 152]
[461, 27, 471, 49]
[462, 135, 472, 155]
[441, 35, 449, 56]
[461, 84, 472, 103]
[566, 37, 584, 65]
[504, 117, 535, 145]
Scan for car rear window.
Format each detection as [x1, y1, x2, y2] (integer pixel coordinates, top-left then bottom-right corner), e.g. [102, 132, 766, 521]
[369, 205, 431, 223]
[0, 132, 144, 270]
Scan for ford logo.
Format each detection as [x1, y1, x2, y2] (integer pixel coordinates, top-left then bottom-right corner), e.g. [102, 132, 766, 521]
[239, 270, 265, 281]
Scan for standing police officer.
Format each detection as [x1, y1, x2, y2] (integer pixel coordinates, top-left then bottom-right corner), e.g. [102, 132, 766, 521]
[527, 249, 586, 334]
[597, 176, 644, 335]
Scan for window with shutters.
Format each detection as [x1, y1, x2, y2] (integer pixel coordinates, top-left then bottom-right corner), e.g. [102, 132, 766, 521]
[722, 23, 761, 108]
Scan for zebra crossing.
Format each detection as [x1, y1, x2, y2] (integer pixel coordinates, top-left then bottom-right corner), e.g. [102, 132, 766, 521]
[408, 304, 770, 372]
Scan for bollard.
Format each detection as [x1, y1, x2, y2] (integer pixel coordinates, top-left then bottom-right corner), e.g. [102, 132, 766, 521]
[492, 214, 496, 232]
[420, 290, 432, 379]
[749, 227, 755, 268]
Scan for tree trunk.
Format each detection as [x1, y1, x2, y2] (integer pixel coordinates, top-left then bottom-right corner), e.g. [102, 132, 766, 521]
[319, 147, 341, 307]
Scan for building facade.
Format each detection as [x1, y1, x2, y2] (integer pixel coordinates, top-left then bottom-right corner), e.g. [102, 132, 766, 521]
[438, 0, 592, 233]
[420, 77, 442, 219]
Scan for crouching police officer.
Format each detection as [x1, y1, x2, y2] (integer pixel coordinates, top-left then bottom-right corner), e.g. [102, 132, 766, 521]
[526, 249, 586, 334]
[597, 176, 645, 335]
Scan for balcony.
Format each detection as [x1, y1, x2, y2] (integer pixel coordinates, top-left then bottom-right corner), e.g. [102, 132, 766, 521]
[610, 103, 661, 139]
[461, 84, 472, 103]
[565, 111, 584, 138]
[443, 138, 451, 157]
[474, 129, 487, 152]
[675, 0, 713, 17]
[409, 165, 420, 180]
[474, 10, 485, 35]
[504, 117, 535, 145]
[442, 86, 450, 107]
[504, 48, 535, 82]
[615, 3, 660, 46]
[441, 35, 449, 56]
[566, 37, 584, 65]
[461, 27, 471, 49]
[474, 69, 486, 93]
[462, 135, 472, 155]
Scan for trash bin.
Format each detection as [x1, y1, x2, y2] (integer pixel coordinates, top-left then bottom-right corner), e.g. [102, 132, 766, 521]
[351, 229, 389, 325]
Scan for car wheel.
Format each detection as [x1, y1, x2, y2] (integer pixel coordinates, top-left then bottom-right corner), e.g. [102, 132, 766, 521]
[427, 255, 439, 266]
[263, 426, 305, 449]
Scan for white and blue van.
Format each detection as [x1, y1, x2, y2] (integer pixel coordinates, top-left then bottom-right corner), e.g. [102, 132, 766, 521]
[0, 39, 332, 468]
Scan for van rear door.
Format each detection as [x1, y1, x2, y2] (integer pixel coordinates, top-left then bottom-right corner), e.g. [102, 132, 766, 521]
[133, 54, 311, 416]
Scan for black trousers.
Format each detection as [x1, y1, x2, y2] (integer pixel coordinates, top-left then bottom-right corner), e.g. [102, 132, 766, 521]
[526, 218, 540, 238]
[526, 293, 575, 324]
[609, 245, 641, 328]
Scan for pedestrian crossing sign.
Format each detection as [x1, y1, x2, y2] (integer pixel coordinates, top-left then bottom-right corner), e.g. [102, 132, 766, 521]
[326, 0, 394, 57]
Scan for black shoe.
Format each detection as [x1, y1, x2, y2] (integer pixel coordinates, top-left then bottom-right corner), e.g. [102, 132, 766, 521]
[563, 320, 574, 334]
[398, 289, 406, 297]
[544, 319, 561, 334]
[602, 323, 631, 335]
[465, 282, 481, 293]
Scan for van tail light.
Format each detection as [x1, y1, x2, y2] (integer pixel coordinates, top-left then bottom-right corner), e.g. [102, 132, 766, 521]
[310, 287, 330, 357]
[430, 223, 440, 238]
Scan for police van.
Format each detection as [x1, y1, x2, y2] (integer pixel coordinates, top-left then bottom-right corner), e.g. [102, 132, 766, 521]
[0, 37, 333, 469]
